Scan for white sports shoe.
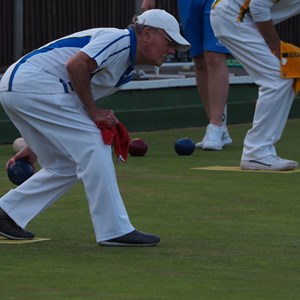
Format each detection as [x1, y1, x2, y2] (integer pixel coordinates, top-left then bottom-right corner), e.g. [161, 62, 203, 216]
[196, 124, 232, 150]
[222, 127, 233, 147]
[240, 155, 298, 171]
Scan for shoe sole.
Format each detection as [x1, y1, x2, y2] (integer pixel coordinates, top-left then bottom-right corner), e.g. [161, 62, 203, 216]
[196, 138, 232, 150]
[240, 162, 297, 171]
[98, 241, 159, 247]
[0, 231, 35, 240]
[202, 144, 222, 151]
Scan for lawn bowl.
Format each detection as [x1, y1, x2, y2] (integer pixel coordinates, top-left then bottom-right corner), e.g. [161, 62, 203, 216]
[174, 138, 195, 155]
[128, 138, 148, 156]
[7, 160, 34, 185]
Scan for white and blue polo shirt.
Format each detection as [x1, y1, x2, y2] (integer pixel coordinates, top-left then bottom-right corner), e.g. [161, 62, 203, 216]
[0, 27, 136, 100]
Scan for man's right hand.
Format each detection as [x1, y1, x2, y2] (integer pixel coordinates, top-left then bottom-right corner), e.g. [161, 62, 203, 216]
[6, 146, 37, 171]
[91, 108, 119, 128]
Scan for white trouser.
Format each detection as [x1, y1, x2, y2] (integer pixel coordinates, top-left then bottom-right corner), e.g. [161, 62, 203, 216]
[0, 91, 134, 242]
[211, 9, 295, 161]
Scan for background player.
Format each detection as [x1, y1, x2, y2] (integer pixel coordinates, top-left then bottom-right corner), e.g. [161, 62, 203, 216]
[211, 0, 300, 170]
[142, 0, 232, 150]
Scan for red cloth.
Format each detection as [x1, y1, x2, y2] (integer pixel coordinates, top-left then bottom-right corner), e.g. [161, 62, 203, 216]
[95, 121, 130, 163]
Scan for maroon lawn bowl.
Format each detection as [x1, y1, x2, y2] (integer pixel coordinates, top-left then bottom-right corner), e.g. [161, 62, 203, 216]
[128, 138, 148, 156]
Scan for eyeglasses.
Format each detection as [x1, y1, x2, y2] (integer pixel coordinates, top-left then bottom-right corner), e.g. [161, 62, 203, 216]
[152, 28, 177, 48]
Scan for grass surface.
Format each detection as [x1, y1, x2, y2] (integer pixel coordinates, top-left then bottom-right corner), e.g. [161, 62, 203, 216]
[1, 119, 300, 299]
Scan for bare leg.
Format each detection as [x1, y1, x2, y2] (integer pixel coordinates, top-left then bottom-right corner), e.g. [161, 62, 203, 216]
[204, 51, 229, 126]
[194, 52, 231, 150]
[194, 54, 210, 120]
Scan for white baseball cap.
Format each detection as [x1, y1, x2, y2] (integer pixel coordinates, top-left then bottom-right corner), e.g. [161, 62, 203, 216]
[136, 9, 191, 52]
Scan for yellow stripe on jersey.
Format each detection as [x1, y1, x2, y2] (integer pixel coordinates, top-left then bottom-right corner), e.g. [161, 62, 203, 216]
[212, 0, 222, 10]
[237, 0, 251, 22]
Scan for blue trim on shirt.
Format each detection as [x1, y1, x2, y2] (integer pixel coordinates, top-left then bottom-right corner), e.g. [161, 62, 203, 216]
[115, 28, 136, 87]
[59, 79, 69, 93]
[8, 36, 92, 91]
[93, 34, 129, 61]
[99, 45, 130, 67]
